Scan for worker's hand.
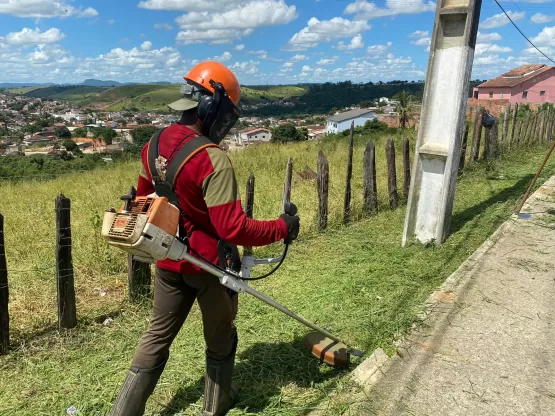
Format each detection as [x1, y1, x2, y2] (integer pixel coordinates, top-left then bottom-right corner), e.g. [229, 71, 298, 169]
[280, 213, 300, 244]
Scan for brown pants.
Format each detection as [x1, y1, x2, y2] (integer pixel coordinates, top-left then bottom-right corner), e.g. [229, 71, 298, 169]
[131, 266, 238, 369]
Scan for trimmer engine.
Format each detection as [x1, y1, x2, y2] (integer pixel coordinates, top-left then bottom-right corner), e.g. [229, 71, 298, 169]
[101, 187, 187, 263]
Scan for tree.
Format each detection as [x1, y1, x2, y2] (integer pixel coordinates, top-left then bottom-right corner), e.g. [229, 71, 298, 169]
[62, 140, 79, 152]
[393, 90, 417, 128]
[92, 127, 117, 145]
[55, 126, 71, 140]
[271, 124, 304, 143]
[72, 127, 87, 138]
[131, 126, 158, 147]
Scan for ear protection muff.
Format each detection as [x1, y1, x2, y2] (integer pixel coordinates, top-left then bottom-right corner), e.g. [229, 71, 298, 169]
[198, 81, 223, 139]
[197, 94, 213, 121]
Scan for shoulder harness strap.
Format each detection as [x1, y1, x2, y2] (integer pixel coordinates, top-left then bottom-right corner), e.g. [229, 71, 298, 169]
[146, 127, 219, 209]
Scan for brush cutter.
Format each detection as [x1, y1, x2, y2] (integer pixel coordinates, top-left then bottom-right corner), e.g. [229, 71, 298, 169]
[101, 187, 364, 367]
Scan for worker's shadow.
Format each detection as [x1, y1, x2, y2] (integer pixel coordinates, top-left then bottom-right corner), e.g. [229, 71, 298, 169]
[159, 336, 347, 415]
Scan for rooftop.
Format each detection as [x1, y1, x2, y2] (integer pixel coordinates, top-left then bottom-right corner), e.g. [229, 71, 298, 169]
[478, 64, 554, 88]
[239, 127, 270, 135]
[328, 108, 376, 123]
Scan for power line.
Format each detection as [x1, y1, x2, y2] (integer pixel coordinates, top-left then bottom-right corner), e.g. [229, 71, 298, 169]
[506, 0, 555, 45]
[493, 0, 555, 65]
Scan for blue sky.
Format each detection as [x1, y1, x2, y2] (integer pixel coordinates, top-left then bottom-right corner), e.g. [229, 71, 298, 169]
[0, 0, 554, 85]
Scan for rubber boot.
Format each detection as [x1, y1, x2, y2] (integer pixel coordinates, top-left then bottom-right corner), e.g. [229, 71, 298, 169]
[110, 356, 168, 416]
[202, 340, 238, 416]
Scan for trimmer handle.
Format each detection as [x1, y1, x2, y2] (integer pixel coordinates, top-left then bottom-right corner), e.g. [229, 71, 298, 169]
[284, 202, 298, 216]
[120, 185, 137, 211]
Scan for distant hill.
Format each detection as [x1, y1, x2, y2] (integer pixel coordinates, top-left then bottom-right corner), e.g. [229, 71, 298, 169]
[0, 82, 55, 88]
[81, 79, 122, 87]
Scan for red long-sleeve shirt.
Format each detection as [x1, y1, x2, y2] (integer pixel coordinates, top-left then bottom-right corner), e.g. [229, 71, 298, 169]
[136, 122, 288, 274]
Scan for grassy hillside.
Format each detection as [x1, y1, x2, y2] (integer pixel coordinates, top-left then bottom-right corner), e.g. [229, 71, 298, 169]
[1, 129, 555, 414]
[5, 86, 48, 94]
[20, 84, 309, 112]
[24, 85, 108, 102]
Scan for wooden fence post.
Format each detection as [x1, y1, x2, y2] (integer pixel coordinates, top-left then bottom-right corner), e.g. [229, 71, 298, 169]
[386, 138, 399, 210]
[484, 118, 499, 160]
[510, 103, 519, 145]
[343, 122, 355, 224]
[514, 118, 523, 149]
[470, 107, 484, 162]
[520, 111, 531, 148]
[282, 157, 293, 212]
[363, 141, 378, 214]
[527, 112, 537, 146]
[244, 173, 255, 255]
[55, 195, 77, 330]
[501, 103, 510, 151]
[459, 124, 469, 174]
[402, 137, 411, 200]
[0, 214, 9, 355]
[547, 108, 555, 142]
[317, 151, 329, 231]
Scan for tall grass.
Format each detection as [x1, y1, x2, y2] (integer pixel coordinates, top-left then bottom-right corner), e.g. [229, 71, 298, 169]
[1, 131, 555, 414]
[1, 131, 411, 339]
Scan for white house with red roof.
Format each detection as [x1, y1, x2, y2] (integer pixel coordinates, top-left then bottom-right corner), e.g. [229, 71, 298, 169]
[233, 127, 272, 146]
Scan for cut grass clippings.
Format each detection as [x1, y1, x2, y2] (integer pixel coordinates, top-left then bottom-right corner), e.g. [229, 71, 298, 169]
[1, 139, 554, 415]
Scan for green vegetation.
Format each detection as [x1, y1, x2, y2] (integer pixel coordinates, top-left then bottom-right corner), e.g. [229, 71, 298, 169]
[24, 85, 108, 102]
[271, 123, 307, 143]
[1, 126, 554, 414]
[0, 153, 107, 177]
[5, 86, 47, 94]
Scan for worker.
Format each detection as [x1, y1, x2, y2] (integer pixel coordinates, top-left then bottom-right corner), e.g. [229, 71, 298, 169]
[110, 61, 300, 416]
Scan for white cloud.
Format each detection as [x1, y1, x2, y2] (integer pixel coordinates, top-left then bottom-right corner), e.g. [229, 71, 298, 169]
[409, 30, 429, 38]
[234, 44, 245, 50]
[176, 28, 253, 44]
[530, 25, 555, 48]
[480, 11, 525, 30]
[229, 60, 260, 74]
[285, 17, 370, 50]
[475, 43, 513, 56]
[477, 31, 502, 42]
[140, 41, 153, 51]
[301, 65, 312, 72]
[530, 13, 555, 24]
[139, 0, 240, 11]
[214, 51, 233, 61]
[367, 42, 392, 55]
[408, 30, 430, 47]
[173, 0, 297, 44]
[344, 0, 435, 20]
[107, 19, 115, 25]
[282, 62, 294, 68]
[78, 7, 98, 18]
[412, 37, 431, 46]
[290, 54, 307, 61]
[336, 34, 364, 50]
[317, 56, 338, 65]
[246, 49, 268, 55]
[0, 1, 98, 18]
[154, 23, 174, 30]
[5, 27, 65, 45]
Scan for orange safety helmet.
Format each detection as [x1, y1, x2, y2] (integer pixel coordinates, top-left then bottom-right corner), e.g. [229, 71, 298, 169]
[184, 61, 241, 105]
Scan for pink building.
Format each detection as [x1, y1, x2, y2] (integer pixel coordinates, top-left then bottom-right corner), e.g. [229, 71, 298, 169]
[473, 64, 555, 104]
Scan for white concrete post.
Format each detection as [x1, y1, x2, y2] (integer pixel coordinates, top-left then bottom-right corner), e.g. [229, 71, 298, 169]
[402, 0, 482, 246]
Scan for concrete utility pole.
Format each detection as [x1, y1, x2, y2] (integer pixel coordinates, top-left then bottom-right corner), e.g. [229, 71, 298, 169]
[402, 0, 482, 246]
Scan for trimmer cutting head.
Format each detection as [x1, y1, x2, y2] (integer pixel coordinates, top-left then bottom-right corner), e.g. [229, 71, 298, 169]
[305, 332, 362, 368]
